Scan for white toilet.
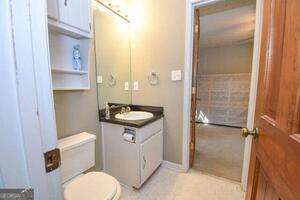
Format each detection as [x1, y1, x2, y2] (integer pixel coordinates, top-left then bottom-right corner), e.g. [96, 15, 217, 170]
[58, 132, 121, 200]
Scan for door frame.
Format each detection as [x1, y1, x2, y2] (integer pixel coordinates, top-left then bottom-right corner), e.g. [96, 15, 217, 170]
[0, 0, 62, 199]
[182, 0, 264, 190]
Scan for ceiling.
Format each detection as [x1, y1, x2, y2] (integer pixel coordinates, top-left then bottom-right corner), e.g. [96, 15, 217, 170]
[200, 5, 256, 48]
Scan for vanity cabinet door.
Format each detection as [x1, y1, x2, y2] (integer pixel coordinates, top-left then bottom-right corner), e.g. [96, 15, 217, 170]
[140, 131, 163, 184]
[102, 123, 140, 187]
[58, 0, 90, 32]
[47, 0, 59, 20]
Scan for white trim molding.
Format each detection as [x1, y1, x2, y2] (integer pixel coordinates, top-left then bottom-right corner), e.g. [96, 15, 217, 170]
[182, 0, 263, 190]
[162, 161, 185, 173]
[182, 0, 219, 174]
[241, 0, 264, 191]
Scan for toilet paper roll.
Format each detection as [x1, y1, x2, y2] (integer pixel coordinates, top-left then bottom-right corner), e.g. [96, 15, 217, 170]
[123, 133, 135, 143]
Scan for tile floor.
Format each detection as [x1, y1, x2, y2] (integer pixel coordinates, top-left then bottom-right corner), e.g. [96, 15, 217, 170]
[120, 167, 245, 200]
[194, 124, 245, 182]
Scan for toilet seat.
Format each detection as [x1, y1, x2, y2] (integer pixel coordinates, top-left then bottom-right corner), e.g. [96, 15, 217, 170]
[64, 172, 121, 200]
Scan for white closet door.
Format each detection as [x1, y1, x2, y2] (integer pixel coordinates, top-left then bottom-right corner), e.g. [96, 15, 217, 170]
[140, 131, 163, 184]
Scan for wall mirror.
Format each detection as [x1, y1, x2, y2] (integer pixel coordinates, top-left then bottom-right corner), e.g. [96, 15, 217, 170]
[93, 1, 132, 109]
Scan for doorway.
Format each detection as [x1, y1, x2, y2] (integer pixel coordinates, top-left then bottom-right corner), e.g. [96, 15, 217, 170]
[190, 0, 256, 182]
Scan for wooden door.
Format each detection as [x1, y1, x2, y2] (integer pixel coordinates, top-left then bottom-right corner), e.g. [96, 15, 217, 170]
[246, 0, 300, 199]
[190, 8, 201, 168]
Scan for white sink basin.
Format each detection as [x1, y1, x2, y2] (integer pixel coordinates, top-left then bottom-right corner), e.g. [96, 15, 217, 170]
[115, 111, 154, 121]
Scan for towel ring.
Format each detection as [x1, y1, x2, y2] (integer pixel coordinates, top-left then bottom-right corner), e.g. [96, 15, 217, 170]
[148, 71, 159, 86]
[108, 74, 116, 87]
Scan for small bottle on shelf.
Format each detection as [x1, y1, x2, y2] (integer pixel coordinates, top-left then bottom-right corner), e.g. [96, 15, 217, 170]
[105, 102, 110, 120]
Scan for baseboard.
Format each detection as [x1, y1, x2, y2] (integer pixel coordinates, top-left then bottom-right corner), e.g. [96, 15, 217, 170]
[161, 160, 185, 172]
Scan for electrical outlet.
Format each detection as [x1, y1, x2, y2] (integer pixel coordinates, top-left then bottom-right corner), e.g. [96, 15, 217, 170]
[171, 70, 182, 81]
[124, 82, 129, 91]
[133, 81, 139, 90]
[97, 75, 103, 84]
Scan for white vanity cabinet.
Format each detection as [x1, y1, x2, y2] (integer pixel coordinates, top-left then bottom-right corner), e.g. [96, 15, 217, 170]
[102, 118, 163, 188]
[47, 0, 91, 38]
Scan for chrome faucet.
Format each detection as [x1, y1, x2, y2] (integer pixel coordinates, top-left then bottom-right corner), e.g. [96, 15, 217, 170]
[120, 106, 131, 114]
[120, 107, 126, 114]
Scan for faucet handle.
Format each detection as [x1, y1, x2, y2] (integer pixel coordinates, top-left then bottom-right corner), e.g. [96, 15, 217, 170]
[121, 107, 126, 114]
[126, 106, 131, 112]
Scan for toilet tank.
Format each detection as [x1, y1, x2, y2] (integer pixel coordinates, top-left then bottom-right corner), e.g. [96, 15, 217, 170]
[58, 132, 96, 183]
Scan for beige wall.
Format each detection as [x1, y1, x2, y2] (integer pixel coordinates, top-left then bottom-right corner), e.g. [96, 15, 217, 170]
[54, 0, 186, 167]
[130, 0, 186, 164]
[199, 43, 253, 75]
[53, 41, 102, 170]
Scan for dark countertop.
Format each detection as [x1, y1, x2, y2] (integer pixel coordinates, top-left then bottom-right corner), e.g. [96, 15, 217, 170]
[99, 104, 164, 128]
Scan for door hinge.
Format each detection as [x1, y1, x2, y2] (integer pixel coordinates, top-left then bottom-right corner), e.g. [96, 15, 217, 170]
[44, 148, 61, 173]
[192, 86, 196, 94]
[194, 25, 199, 33]
[190, 142, 195, 150]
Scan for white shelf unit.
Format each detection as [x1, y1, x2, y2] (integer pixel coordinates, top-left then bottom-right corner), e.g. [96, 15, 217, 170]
[48, 19, 92, 39]
[49, 31, 91, 90]
[51, 68, 88, 75]
[47, 0, 92, 39]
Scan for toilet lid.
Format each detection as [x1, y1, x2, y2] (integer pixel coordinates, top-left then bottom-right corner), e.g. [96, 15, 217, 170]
[64, 172, 118, 200]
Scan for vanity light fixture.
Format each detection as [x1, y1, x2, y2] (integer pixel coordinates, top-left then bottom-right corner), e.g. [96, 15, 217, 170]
[96, 0, 130, 22]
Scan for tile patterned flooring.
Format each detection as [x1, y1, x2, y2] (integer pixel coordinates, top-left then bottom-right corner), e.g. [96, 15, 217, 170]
[120, 167, 245, 200]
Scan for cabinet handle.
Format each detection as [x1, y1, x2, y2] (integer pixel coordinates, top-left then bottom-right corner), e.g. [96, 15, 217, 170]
[142, 156, 146, 169]
[64, 0, 67, 6]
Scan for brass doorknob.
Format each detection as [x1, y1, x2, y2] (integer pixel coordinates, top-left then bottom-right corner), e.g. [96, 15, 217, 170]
[242, 127, 259, 138]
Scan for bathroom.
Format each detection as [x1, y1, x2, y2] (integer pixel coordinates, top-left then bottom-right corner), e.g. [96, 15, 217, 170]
[1, 0, 300, 200]
[53, 0, 181, 197]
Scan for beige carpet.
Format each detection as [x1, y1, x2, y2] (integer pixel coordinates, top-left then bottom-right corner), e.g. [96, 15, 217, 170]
[193, 123, 245, 182]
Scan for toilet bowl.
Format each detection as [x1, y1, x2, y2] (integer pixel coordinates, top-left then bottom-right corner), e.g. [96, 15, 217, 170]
[63, 172, 121, 200]
[58, 132, 121, 200]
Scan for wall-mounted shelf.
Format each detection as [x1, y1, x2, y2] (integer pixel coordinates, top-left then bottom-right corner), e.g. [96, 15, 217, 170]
[47, 0, 92, 39]
[53, 87, 90, 91]
[52, 68, 88, 75]
[49, 32, 91, 91]
[47, 0, 92, 91]
[48, 19, 92, 39]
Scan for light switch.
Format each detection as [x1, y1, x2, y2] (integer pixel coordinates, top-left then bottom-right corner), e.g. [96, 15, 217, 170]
[171, 70, 182, 81]
[97, 75, 103, 84]
[124, 82, 129, 91]
[133, 81, 139, 90]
